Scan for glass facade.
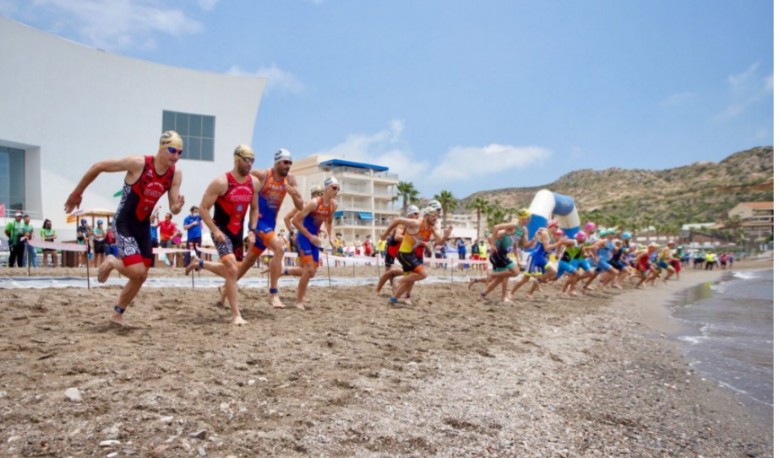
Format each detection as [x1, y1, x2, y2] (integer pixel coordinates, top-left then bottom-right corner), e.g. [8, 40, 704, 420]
[0, 146, 25, 215]
[162, 110, 216, 161]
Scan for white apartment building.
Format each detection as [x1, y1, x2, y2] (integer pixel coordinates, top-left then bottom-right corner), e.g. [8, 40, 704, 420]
[446, 212, 484, 242]
[279, 155, 400, 243]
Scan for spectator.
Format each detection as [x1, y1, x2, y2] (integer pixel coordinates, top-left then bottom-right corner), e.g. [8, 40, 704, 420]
[105, 223, 118, 258]
[4, 211, 26, 267]
[183, 206, 202, 266]
[92, 220, 107, 268]
[150, 208, 160, 267]
[76, 218, 91, 268]
[158, 212, 177, 267]
[363, 235, 373, 257]
[40, 218, 58, 267]
[22, 214, 36, 268]
[456, 238, 467, 270]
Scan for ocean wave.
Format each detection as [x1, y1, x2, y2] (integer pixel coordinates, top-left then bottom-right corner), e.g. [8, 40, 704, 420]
[733, 270, 761, 281]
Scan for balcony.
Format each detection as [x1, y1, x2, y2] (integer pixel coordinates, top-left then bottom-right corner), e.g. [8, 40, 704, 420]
[373, 171, 399, 181]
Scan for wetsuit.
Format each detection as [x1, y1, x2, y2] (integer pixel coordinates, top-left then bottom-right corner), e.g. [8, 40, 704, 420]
[113, 156, 175, 267]
[385, 228, 402, 268]
[212, 172, 254, 261]
[490, 232, 517, 272]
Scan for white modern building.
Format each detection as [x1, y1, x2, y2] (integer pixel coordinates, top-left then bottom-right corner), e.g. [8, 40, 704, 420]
[279, 155, 400, 243]
[0, 17, 265, 240]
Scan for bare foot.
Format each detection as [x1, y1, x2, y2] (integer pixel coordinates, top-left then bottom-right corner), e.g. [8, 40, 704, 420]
[231, 315, 248, 325]
[109, 312, 131, 327]
[97, 255, 115, 283]
[295, 301, 306, 310]
[468, 278, 478, 290]
[402, 297, 413, 305]
[185, 257, 201, 275]
[270, 295, 286, 308]
[502, 296, 512, 303]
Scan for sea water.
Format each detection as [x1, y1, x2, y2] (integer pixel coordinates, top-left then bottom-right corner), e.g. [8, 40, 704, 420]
[668, 269, 773, 423]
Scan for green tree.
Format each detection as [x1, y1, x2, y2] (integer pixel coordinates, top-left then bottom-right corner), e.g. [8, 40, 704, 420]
[394, 181, 420, 216]
[433, 190, 458, 226]
[467, 197, 491, 241]
[486, 202, 510, 229]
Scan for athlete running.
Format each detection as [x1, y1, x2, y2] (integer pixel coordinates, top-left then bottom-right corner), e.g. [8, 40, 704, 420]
[186, 145, 260, 325]
[64, 130, 185, 327]
[375, 205, 420, 295]
[291, 177, 339, 310]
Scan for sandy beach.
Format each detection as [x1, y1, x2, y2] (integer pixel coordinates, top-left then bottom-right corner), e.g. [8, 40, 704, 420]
[0, 260, 773, 456]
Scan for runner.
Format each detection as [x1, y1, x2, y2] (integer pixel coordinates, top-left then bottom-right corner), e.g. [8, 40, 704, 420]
[383, 205, 453, 306]
[185, 145, 260, 325]
[63, 130, 185, 326]
[469, 208, 534, 302]
[291, 177, 339, 310]
[226, 148, 303, 308]
[375, 205, 420, 295]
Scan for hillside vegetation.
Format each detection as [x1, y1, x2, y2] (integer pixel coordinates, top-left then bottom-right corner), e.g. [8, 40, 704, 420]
[460, 146, 773, 227]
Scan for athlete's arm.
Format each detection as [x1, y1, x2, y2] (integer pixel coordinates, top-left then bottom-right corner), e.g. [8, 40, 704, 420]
[65, 156, 144, 213]
[433, 224, 453, 246]
[393, 225, 406, 242]
[198, 176, 229, 243]
[167, 168, 185, 215]
[292, 199, 320, 247]
[379, 217, 419, 240]
[283, 208, 297, 233]
[246, 176, 261, 246]
[286, 175, 304, 211]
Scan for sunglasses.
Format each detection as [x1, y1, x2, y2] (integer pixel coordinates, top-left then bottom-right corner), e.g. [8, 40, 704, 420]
[280, 160, 292, 166]
[166, 146, 183, 156]
[330, 185, 340, 191]
[239, 156, 255, 164]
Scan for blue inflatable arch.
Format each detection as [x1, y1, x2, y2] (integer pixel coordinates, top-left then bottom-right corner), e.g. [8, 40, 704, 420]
[526, 189, 581, 241]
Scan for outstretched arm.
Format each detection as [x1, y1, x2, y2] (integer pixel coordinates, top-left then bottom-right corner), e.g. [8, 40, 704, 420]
[64, 156, 144, 213]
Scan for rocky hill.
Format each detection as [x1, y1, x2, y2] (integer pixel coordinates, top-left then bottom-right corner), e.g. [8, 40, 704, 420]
[460, 146, 773, 227]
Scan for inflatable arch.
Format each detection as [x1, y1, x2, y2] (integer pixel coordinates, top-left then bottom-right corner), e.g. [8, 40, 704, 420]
[526, 189, 581, 240]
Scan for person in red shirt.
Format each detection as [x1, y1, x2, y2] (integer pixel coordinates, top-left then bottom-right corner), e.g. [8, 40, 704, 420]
[158, 212, 177, 267]
[363, 235, 373, 257]
[64, 130, 185, 327]
[186, 145, 260, 325]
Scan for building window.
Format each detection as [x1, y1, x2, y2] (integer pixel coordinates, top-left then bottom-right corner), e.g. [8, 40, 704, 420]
[0, 146, 25, 214]
[162, 110, 215, 161]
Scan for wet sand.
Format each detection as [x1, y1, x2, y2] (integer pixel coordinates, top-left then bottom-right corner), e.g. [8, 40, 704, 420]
[0, 262, 773, 456]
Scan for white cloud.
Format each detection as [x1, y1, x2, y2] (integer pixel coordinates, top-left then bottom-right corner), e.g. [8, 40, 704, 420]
[21, 0, 203, 51]
[430, 144, 551, 182]
[718, 62, 773, 120]
[227, 64, 305, 95]
[315, 121, 551, 193]
[315, 120, 430, 181]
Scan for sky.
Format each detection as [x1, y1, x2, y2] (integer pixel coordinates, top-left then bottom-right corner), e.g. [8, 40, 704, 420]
[0, 0, 774, 198]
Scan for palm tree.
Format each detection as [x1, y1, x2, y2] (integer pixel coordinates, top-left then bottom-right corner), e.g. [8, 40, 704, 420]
[394, 181, 420, 216]
[466, 197, 491, 241]
[486, 202, 510, 230]
[433, 190, 458, 226]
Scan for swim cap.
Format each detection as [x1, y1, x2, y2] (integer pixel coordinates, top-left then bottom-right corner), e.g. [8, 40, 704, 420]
[622, 232, 632, 240]
[427, 200, 442, 212]
[423, 205, 438, 216]
[324, 177, 340, 188]
[310, 184, 323, 196]
[97, 220, 103, 225]
[234, 145, 255, 160]
[547, 219, 559, 228]
[159, 131, 183, 149]
[575, 231, 587, 241]
[406, 205, 420, 216]
[584, 222, 596, 232]
[607, 228, 617, 235]
[517, 208, 531, 218]
[598, 229, 608, 237]
[274, 148, 292, 163]
[554, 229, 564, 236]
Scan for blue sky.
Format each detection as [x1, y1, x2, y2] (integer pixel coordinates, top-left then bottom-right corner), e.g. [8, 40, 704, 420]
[1, 0, 773, 198]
